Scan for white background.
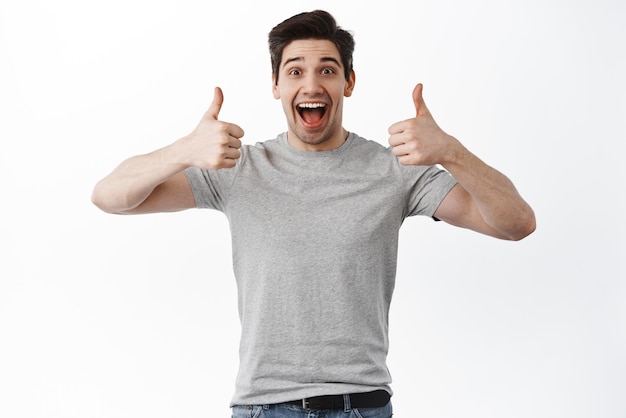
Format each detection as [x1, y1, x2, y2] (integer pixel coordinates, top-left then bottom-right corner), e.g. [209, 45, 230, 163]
[1, 0, 625, 417]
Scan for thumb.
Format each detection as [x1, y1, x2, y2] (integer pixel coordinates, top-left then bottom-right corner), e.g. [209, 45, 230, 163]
[412, 83, 430, 117]
[205, 87, 224, 120]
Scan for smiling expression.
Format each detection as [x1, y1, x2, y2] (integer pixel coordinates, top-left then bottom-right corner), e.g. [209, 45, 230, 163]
[272, 39, 356, 151]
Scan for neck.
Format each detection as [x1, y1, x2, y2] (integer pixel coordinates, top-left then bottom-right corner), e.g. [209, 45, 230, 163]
[287, 128, 349, 151]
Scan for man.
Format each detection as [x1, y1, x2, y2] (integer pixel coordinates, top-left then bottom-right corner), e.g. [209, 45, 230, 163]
[92, 9, 535, 418]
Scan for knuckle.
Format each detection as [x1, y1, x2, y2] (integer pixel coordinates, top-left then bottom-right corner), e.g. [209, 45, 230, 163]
[210, 157, 222, 168]
[215, 135, 229, 146]
[213, 122, 228, 135]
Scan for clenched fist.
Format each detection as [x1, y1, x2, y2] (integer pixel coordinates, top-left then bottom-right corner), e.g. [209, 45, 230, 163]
[178, 87, 245, 170]
[388, 83, 460, 167]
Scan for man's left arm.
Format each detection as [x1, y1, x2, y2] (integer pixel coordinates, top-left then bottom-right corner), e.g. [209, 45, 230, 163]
[389, 84, 536, 241]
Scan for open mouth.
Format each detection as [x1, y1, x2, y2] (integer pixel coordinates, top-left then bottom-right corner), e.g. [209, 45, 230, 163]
[297, 102, 327, 128]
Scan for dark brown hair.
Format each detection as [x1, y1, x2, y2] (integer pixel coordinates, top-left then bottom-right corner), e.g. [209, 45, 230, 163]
[268, 10, 355, 85]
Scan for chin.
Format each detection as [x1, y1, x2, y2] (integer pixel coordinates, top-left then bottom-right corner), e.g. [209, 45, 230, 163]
[290, 124, 332, 146]
[299, 133, 331, 146]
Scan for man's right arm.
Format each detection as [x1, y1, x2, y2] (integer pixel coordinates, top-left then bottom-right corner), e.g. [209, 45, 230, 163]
[91, 87, 244, 215]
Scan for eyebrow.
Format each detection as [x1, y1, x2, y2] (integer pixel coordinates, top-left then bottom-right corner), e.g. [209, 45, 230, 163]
[282, 56, 342, 68]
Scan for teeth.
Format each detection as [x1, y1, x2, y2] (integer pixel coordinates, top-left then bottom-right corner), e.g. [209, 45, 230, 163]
[298, 103, 326, 109]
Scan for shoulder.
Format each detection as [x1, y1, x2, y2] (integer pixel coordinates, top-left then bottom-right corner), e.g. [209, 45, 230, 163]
[350, 133, 456, 187]
[240, 135, 283, 157]
[349, 133, 388, 152]
[346, 133, 396, 164]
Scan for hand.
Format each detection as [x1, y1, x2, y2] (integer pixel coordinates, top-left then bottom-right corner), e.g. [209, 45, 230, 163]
[178, 87, 245, 170]
[388, 83, 457, 166]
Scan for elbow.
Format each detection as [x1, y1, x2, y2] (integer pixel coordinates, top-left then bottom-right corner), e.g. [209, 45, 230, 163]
[91, 184, 112, 213]
[506, 209, 536, 241]
[91, 181, 123, 214]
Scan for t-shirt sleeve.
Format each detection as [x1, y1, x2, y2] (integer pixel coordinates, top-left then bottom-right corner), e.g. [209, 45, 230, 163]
[401, 164, 458, 219]
[182, 149, 245, 211]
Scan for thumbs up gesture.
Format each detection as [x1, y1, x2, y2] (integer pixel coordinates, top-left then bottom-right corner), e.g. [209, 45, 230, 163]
[178, 87, 245, 170]
[388, 84, 457, 166]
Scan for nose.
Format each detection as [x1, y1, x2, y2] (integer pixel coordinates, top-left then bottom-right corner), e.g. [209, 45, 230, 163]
[301, 72, 324, 95]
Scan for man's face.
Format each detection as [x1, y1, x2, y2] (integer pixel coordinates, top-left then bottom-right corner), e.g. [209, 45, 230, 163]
[272, 39, 355, 151]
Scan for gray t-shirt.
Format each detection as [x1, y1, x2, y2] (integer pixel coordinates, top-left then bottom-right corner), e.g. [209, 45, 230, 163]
[184, 132, 457, 406]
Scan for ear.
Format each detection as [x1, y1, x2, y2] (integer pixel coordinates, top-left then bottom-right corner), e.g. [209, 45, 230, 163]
[272, 74, 280, 99]
[344, 70, 356, 97]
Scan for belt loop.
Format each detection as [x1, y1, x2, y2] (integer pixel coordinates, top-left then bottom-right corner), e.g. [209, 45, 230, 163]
[343, 394, 351, 412]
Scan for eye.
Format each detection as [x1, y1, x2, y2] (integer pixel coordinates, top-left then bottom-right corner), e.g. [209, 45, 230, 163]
[321, 67, 335, 75]
[288, 69, 301, 76]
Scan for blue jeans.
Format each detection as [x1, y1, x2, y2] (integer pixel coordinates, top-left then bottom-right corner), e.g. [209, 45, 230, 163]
[231, 400, 392, 417]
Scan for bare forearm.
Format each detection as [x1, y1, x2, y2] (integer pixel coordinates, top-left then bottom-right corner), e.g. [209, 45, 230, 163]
[92, 88, 244, 214]
[389, 84, 535, 240]
[92, 142, 186, 213]
[442, 139, 536, 240]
